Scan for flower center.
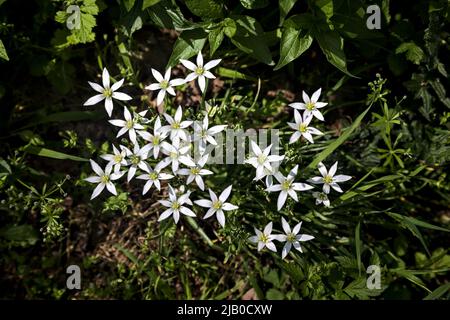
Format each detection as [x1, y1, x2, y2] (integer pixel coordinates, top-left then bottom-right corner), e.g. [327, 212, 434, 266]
[126, 120, 134, 129]
[169, 151, 178, 159]
[103, 88, 113, 98]
[172, 201, 180, 210]
[257, 154, 267, 165]
[130, 155, 140, 165]
[149, 172, 158, 180]
[190, 167, 200, 175]
[195, 67, 204, 75]
[259, 233, 269, 243]
[213, 201, 222, 210]
[113, 154, 123, 163]
[160, 80, 169, 89]
[287, 233, 297, 243]
[152, 136, 160, 145]
[306, 101, 315, 110]
[318, 193, 328, 200]
[281, 180, 291, 191]
[201, 129, 207, 138]
[101, 175, 109, 184]
[172, 122, 181, 129]
[324, 175, 333, 184]
[298, 123, 308, 133]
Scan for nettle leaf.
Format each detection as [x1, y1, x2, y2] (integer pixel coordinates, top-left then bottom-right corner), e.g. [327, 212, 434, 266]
[240, 0, 269, 10]
[147, 2, 192, 30]
[274, 27, 312, 70]
[167, 28, 207, 67]
[54, 0, 99, 46]
[185, 0, 224, 20]
[315, 0, 334, 21]
[229, 15, 273, 65]
[0, 39, 9, 61]
[315, 29, 353, 77]
[223, 17, 237, 38]
[395, 42, 424, 65]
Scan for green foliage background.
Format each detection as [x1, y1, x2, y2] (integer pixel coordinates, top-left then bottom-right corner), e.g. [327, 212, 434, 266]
[0, 0, 449, 300]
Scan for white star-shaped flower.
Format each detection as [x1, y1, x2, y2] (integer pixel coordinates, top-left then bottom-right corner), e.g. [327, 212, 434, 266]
[248, 222, 277, 252]
[289, 88, 328, 121]
[194, 185, 238, 227]
[122, 143, 151, 182]
[159, 140, 195, 173]
[193, 116, 227, 154]
[177, 154, 213, 191]
[100, 144, 128, 173]
[138, 116, 169, 159]
[276, 218, 314, 259]
[83, 68, 132, 117]
[159, 105, 193, 142]
[180, 52, 221, 93]
[145, 68, 185, 106]
[136, 162, 174, 194]
[308, 161, 352, 194]
[245, 141, 284, 181]
[266, 165, 314, 211]
[158, 185, 196, 224]
[84, 160, 124, 199]
[109, 106, 145, 145]
[288, 110, 323, 144]
[313, 191, 330, 207]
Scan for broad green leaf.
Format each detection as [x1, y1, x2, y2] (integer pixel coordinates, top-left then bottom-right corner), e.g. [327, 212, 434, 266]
[274, 27, 312, 70]
[208, 27, 224, 56]
[315, 0, 334, 21]
[266, 288, 284, 300]
[185, 0, 224, 20]
[230, 15, 273, 65]
[167, 28, 207, 67]
[0, 39, 8, 61]
[240, 0, 268, 9]
[424, 283, 450, 300]
[216, 67, 256, 81]
[24, 146, 88, 162]
[315, 30, 353, 77]
[142, 0, 161, 10]
[279, 0, 297, 24]
[147, 2, 191, 30]
[223, 18, 237, 38]
[123, 0, 136, 12]
[308, 105, 371, 169]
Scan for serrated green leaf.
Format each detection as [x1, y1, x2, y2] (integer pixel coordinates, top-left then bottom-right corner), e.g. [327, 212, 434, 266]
[274, 27, 312, 70]
[167, 28, 207, 67]
[395, 42, 424, 65]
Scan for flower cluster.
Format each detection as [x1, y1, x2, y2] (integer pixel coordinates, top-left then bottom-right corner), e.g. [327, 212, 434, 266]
[249, 218, 314, 259]
[246, 88, 352, 258]
[84, 53, 238, 228]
